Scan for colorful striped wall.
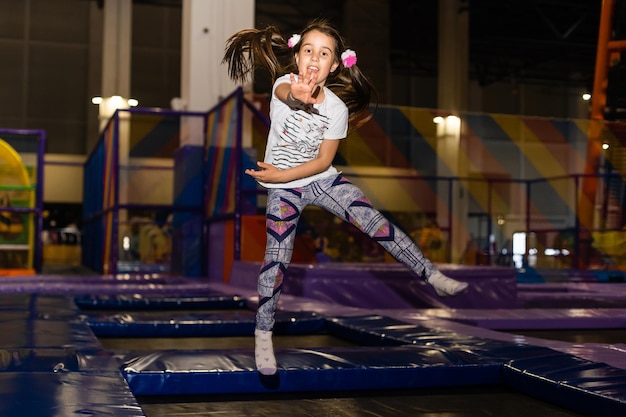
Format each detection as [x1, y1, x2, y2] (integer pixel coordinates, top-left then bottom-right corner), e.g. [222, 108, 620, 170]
[336, 106, 626, 266]
[83, 93, 626, 273]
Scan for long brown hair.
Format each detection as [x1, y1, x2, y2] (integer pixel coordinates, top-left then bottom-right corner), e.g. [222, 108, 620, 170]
[223, 19, 377, 131]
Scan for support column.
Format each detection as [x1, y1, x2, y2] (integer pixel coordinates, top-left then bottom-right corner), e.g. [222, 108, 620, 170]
[98, 0, 132, 132]
[101, 0, 131, 100]
[174, 0, 254, 277]
[99, 0, 132, 131]
[98, 0, 132, 177]
[437, 0, 470, 263]
[180, 0, 254, 146]
[86, 2, 103, 152]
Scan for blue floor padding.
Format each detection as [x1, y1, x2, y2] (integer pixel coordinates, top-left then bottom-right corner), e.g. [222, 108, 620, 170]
[0, 372, 146, 417]
[0, 349, 81, 372]
[0, 319, 102, 350]
[2, 293, 626, 417]
[0, 294, 144, 417]
[0, 293, 80, 318]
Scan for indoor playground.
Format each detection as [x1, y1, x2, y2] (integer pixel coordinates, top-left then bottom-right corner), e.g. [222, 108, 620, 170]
[2, 86, 626, 416]
[2, 1, 626, 417]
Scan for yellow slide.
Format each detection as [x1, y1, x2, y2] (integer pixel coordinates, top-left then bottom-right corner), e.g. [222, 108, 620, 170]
[0, 138, 35, 274]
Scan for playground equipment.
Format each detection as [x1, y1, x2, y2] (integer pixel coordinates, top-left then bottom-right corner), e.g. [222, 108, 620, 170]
[82, 86, 626, 278]
[82, 105, 209, 275]
[0, 130, 45, 275]
[579, 0, 626, 258]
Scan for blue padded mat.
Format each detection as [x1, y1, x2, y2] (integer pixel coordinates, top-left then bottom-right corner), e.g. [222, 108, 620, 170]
[503, 353, 626, 417]
[121, 345, 503, 395]
[74, 294, 247, 310]
[85, 310, 326, 337]
[118, 314, 561, 396]
[77, 307, 626, 411]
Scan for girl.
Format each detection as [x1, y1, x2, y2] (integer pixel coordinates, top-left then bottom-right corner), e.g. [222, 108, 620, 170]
[223, 19, 468, 376]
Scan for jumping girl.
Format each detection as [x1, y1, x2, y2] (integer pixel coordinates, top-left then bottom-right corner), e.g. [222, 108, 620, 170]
[223, 19, 468, 376]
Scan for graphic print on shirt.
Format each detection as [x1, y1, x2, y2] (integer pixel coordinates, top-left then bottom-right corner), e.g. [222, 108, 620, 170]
[271, 110, 329, 170]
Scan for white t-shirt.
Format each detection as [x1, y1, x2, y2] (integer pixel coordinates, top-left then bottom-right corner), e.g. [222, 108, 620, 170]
[258, 74, 348, 189]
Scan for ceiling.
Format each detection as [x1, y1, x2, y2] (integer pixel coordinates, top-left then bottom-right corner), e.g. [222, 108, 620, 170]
[255, 0, 606, 88]
[129, 0, 610, 89]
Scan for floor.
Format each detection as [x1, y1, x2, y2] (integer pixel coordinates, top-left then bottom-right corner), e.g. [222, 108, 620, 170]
[137, 385, 585, 417]
[22, 264, 623, 416]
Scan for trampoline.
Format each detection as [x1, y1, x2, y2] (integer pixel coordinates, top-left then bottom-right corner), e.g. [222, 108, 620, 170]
[0, 262, 625, 417]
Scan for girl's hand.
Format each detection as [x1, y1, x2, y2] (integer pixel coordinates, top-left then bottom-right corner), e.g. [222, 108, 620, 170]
[289, 70, 320, 104]
[245, 161, 283, 183]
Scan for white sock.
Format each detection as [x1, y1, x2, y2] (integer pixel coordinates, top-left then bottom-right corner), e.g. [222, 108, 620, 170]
[255, 329, 277, 375]
[428, 270, 469, 297]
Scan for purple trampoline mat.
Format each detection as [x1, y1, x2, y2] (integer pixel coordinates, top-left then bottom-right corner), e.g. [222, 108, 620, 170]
[229, 261, 519, 309]
[0, 273, 213, 296]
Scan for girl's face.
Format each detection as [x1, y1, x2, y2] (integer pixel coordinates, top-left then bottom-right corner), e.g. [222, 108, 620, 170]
[294, 30, 339, 86]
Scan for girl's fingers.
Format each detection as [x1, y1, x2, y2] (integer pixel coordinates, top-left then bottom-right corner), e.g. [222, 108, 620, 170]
[288, 69, 319, 103]
[306, 69, 317, 84]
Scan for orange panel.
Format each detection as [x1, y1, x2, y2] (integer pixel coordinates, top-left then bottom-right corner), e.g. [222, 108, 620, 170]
[240, 215, 266, 262]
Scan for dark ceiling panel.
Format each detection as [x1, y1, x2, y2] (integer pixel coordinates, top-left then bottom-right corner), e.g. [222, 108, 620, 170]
[122, 0, 607, 88]
[256, 0, 604, 88]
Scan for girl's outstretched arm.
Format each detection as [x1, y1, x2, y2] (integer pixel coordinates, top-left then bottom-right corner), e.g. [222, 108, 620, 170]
[245, 139, 341, 183]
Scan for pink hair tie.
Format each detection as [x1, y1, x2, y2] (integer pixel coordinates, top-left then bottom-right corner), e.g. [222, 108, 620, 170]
[341, 49, 357, 68]
[288, 34, 301, 48]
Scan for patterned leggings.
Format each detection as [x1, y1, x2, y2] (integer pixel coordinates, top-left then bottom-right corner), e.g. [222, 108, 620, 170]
[256, 175, 437, 331]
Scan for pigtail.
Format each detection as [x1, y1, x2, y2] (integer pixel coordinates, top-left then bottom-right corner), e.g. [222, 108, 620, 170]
[328, 65, 378, 132]
[222, 26, 295, 84]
